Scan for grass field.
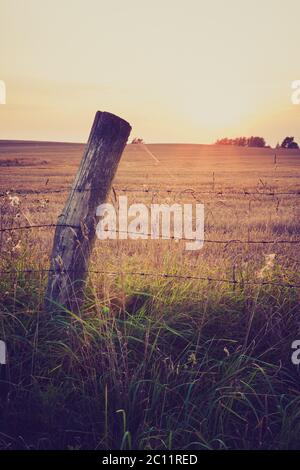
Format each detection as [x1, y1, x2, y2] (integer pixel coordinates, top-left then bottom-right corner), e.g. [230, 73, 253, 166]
[0, 140, 300, 449]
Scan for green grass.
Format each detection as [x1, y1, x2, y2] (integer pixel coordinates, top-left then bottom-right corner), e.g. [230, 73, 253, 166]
[0, 262, 300, 450]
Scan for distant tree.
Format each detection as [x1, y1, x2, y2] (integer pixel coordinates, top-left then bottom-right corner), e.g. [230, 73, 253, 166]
[281, 136, 299, 149]
[215, 138, 229, 145]
[247, 136, 266, 148]
[235, 137, 247, 147]
[215, 136, 266, 147]
[215, 137, 244, 146]
[131, 137, 144, 144]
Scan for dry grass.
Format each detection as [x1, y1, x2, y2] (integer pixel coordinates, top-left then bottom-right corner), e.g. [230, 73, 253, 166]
[0, 141, 299, 449]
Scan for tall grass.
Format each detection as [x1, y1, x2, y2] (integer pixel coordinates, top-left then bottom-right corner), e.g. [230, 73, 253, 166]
[0, 250, 299, 449]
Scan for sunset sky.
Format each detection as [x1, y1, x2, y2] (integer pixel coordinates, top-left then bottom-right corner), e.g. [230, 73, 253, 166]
[0, 0, 299, 145]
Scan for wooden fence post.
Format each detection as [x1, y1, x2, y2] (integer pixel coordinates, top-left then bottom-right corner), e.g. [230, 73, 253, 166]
[45, 111, 131, 314]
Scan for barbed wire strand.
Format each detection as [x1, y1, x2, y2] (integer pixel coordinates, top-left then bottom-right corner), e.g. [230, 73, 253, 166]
[0, 267, 299, 289]
[1, 223, 300, 245]
[1, 187, 300, 197]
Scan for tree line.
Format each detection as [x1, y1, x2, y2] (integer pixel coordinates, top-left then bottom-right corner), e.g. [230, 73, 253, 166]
[215, 136, 299, 149]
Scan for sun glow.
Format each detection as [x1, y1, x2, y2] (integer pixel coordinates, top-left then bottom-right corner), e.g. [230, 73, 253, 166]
[0, 0, 300, 144]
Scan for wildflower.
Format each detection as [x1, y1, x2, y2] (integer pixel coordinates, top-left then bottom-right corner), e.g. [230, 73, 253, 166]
[257, 253, 276, 279]
[8, 195, 20, 207]
[187, 352, 197, 366]
[40, 199, 48, 208]
[12, 240, 22, 252]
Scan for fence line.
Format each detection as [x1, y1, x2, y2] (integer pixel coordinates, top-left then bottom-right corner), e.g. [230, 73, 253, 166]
[1, 222, 300, 245]
[0, 267, 299, 289]
[1, 187, 300, 197]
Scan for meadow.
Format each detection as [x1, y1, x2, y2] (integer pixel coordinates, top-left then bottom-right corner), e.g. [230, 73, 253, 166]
[0, 140, 300, 450]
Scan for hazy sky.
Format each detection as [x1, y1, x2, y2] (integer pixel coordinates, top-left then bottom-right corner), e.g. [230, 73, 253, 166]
[0, 0, 299, 144]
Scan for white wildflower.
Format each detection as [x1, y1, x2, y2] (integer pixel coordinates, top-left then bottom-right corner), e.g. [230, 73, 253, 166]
[12, 240, 22, 252]
[9, 195, 20, 207]
[256, 253, 276, 279]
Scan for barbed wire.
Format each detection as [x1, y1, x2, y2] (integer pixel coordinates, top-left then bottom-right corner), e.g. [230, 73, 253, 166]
[1, 222, 300, 245]
[1, 187, 300, 197]
[1, 146, 299, 293]
[0, 267, 299, 289]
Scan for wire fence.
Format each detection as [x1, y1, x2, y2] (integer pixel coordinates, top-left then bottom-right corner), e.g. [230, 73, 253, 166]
[0, 267, 299, 289]
[1, 187, 300, 197]
[1, 222, 299, 290]
[1, 223, 300, 245]
[1, 183, 300, 290]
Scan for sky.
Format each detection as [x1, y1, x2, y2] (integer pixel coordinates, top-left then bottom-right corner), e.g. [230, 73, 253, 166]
[0, 0, 299, 145]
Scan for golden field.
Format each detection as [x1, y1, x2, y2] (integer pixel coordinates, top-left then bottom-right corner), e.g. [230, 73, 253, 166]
[0, 141, 299, 285]
[0, 140, 300, 450]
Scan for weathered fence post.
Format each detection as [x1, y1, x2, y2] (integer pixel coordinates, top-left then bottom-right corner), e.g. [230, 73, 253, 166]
[45, 111, 131, 314]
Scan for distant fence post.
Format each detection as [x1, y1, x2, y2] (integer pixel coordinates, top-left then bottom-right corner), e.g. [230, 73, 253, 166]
[45, 111, 131, 314]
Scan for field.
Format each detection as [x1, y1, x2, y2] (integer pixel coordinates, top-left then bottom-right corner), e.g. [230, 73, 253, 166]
[0, 140, 300, 450]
